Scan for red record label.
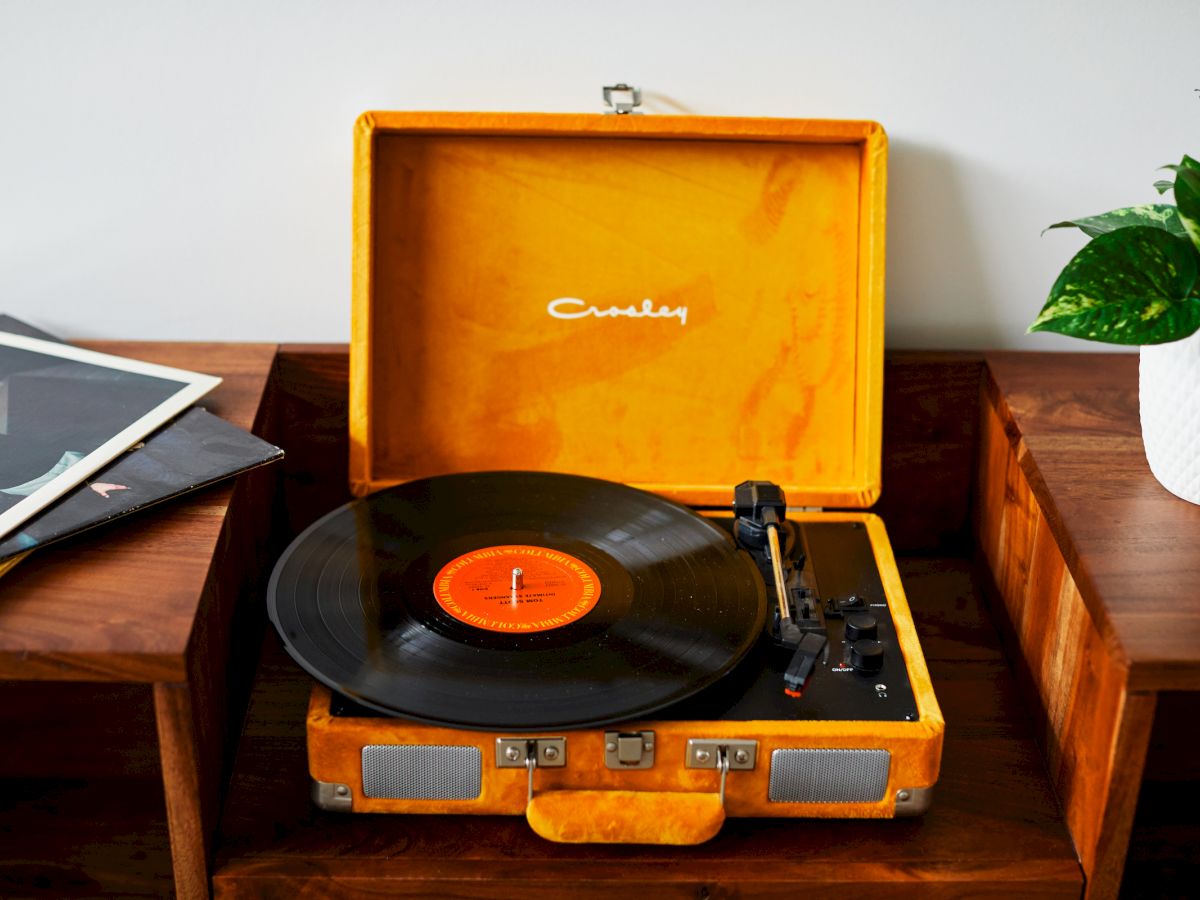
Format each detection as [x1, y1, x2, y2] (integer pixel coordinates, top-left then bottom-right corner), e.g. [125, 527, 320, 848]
[432, 544, 601, 633]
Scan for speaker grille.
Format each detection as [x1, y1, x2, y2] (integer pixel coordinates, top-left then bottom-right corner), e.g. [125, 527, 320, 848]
[768, 748, 890, 803]
[361, 744, 482, 800]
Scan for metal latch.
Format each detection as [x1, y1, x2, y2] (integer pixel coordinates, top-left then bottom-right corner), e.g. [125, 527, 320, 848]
[684, 740, 757, 808]
[496, 737, 566, 768]
[602, 83, 642, 115]
[686, 739, 757, 770]
[496, 737, 566, 804]
[605, 731, 655, 769]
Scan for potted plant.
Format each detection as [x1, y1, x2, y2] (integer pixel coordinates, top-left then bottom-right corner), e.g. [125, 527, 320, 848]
[1029, 155, 1200, 504]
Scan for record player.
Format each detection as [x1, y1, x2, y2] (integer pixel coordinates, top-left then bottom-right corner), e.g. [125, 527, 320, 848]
[268, 109, 943, 845]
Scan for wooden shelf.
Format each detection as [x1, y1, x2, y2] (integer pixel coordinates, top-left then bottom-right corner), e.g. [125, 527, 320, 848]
[197, 347, 1084, 898]
[212, 556, 1081, 897]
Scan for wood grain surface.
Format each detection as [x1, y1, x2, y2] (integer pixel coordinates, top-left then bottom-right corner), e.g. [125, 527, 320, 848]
[212, 557, 1080, 898]
[155, 682, 208, 900]
[983, 351, 1200, 692]
[0, 342, 278, 683]
[975, 351, 1200, 898]
[876, 351, 983, 554]
[272, 346, 354, 533]
[168, 409, 283, 899]
[975, 383, 1153, 897]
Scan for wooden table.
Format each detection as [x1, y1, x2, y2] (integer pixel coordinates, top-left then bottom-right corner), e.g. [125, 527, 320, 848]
[9, 345, 1190, 897]
[976, 351, 1200, 899]
[0, 343, 278, 899]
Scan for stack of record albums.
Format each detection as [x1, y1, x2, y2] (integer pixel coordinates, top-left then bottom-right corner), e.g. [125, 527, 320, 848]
[0, 314, 282, 577]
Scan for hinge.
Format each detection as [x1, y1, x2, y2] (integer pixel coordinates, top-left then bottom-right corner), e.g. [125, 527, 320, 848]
[602, 83, 642, 115]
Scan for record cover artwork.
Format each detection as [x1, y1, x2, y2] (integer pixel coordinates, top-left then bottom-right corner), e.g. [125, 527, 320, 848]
[0, 316, 281, 562]
[0, 330, 222, 539]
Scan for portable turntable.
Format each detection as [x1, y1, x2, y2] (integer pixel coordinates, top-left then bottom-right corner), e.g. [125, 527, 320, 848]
[268, 109, 943, 845]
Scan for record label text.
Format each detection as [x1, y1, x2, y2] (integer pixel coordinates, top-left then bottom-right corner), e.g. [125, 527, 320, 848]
[433, 544, 601, 633]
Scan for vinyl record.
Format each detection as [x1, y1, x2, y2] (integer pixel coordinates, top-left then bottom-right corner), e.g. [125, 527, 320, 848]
[268, 471, 767, 730]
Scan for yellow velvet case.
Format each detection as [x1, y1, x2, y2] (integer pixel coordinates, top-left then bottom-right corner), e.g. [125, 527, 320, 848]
[314, 111, 944, 843]
[349, 112, 885, 509]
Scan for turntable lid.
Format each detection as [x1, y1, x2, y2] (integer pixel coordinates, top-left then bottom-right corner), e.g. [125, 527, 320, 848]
[351, 112, 885, 509]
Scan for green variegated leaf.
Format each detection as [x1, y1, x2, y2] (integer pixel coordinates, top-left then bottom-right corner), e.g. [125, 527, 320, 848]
[1174, 166, 1200, 252]
[1046, 204, 1185, 238]
[1162, 156, 1200, 173]
[1154, 179, 1174, 195]
[1029, 226, 1200, 344]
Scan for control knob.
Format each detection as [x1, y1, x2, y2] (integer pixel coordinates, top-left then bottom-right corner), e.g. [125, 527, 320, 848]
[845, 613, 878, 642]
[850, 639, 884, 674]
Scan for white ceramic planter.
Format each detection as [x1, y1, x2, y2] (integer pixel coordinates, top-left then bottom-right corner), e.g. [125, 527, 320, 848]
[1139, 328, 1200, 504]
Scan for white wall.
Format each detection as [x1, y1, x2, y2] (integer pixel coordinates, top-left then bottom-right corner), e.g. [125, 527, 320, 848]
[1, 0, 1197, 349]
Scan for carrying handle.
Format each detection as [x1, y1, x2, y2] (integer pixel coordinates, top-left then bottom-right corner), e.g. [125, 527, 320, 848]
[524, 748, 730, 845]
[716, 745, 730, 804]
[526, 788, 726, 845]
[525, 743, 537, 803]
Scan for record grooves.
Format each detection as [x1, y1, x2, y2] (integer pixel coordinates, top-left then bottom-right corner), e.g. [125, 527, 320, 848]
[268, 471, 768, 730]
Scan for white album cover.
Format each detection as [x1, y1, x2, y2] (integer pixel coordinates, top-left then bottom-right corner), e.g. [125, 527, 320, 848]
[0, 332, 221, 540]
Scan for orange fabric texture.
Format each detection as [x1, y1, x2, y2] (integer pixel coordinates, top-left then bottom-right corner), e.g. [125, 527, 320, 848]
[349, 112, 886, 509]
[526, 790, 725, 844]
[309, 677, 940, 821]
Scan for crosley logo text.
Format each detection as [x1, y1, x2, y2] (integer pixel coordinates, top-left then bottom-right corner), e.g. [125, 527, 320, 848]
[547, 297, 688, 326]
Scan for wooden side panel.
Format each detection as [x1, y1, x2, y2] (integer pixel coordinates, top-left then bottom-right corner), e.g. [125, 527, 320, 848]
[1093, 694, 1154, 897]
[976, 384, 1150, 897]
[876, 351, 983, 554]
[273, 346, 354, 534]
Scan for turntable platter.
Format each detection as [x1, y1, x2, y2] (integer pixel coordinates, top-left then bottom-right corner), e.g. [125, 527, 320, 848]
[268, 471, 767, 730]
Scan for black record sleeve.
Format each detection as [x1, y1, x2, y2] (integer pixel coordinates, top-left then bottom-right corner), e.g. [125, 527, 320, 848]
[0, 315, 283, 564]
